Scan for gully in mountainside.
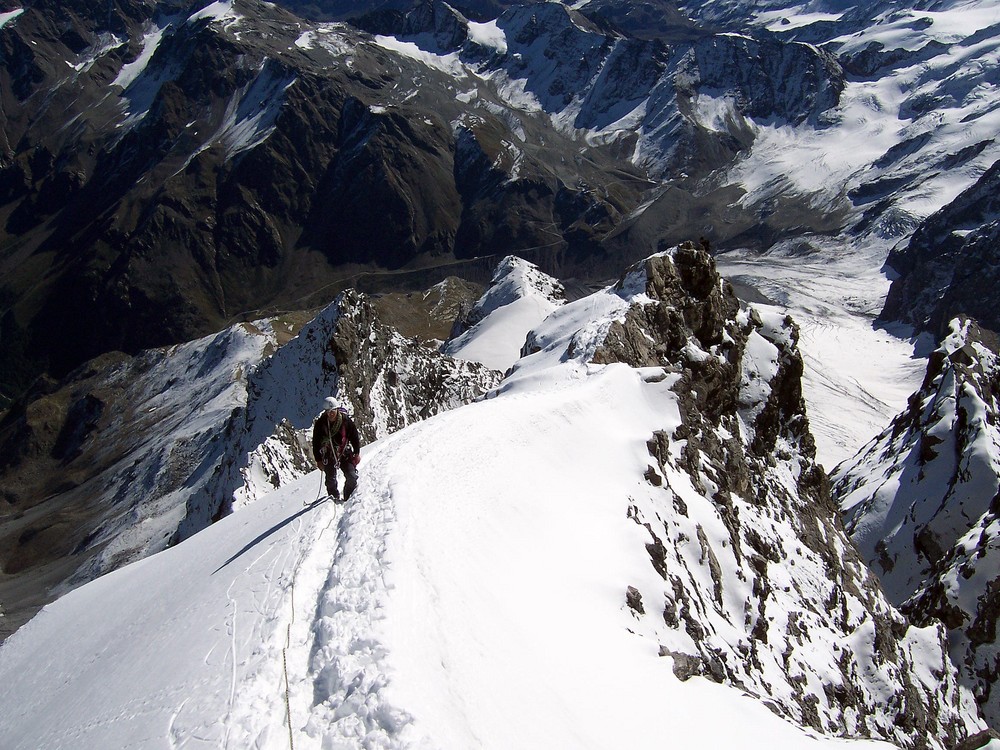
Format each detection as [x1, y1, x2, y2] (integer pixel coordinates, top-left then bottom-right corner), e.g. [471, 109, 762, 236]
[312, 397, 362, 503]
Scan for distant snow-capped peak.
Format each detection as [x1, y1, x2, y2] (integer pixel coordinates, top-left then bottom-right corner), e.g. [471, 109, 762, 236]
[442, 255, 567, 371]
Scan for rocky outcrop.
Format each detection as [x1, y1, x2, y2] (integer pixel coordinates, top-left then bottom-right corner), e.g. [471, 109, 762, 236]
[834, 317, 1000, 728]
[175, 288, 502, 537]
[582, 245, 982, 748]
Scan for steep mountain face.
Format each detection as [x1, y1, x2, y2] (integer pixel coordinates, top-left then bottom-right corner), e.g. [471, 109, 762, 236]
[833, 317, 1000, 727]
[0, 313, 288, 640]
[0, 0, 646, 402]
[881, 162, 1000, 337]
[0, 279, 499, 641]
[516, 244, 982, 747]
[175, 287, 502, 538]
[0, 0, 867, 408]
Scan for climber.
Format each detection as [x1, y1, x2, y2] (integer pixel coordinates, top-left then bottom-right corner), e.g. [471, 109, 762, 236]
[312, 396, 361, 502]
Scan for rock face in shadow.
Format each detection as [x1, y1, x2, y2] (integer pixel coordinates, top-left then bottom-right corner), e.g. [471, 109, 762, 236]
[588, 245, 982, 749]
[880, 159, 1000, 337]
[834, 317, 1000, 729]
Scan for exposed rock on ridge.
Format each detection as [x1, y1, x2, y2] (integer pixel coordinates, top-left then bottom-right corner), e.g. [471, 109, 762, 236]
[581, 245, 982, 748]
[176, 288, 502, 538]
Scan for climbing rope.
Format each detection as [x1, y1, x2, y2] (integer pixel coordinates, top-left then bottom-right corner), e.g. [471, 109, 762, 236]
[280, 504, 339, 750]
[283, 622, 294, 750]
[281, 535, 299, 750]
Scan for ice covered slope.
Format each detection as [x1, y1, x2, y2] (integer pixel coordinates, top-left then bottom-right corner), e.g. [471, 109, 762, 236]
[0, 248, 984, 749]
[0, 315, 285, 638]
[836, 318, 1000, 605]
[834, 317, 1000, 727]
[442, 255, 566, 371]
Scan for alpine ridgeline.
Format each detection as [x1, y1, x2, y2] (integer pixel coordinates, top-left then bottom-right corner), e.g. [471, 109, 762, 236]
[443, 255, 568, 371]
[834, 317, 1000, 729]
[513, 243, 983, 748]
[0, 286, 499, 640]
[175, 286, 504, 541]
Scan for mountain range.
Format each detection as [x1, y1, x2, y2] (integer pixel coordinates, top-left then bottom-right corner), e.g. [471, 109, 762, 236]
[4, 0, 1000, 747]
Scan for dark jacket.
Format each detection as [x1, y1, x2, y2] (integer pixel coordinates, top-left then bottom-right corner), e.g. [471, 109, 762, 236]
[312, 410, 361, 465]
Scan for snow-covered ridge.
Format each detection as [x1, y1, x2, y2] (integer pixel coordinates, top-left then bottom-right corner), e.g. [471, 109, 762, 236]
[0, 249, 985, 748]
[176, 289, 502, 539]
[443, 255, 567, 371]
[834, 316, 1000, 726]
[837, 316, 1000, 604]
[507, 246, 983, 747]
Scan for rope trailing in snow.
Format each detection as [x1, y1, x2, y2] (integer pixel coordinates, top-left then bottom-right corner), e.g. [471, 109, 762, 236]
[282, 550, 298, 750]
[280, 503, 338, 750]
[282, 570, 297, 750]
[283, 625, 294, 750]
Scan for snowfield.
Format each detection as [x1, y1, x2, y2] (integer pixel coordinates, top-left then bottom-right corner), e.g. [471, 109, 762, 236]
[0, 359, 899, 749]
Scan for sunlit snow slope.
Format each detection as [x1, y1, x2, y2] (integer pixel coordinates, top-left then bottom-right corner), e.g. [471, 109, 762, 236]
[0, 364, 899, 750]
[2, 246, 938, 748]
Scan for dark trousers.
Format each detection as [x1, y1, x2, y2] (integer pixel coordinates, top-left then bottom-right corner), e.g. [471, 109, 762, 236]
[322, 459, 358, 500]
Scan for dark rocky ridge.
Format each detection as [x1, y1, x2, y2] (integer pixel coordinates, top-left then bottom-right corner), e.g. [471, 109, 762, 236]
[880, 159, 1000, 338]
[585, 246, 980, 748]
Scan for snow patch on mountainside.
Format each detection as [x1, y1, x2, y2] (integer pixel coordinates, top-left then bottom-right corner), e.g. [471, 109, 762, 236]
[755, 9, 844, 31]
[467, 19, 506, 53]
[0, 8, 24, 30]
[113, 20, 173, 90]
[187, 0, 240, 28]
[373, 35, 467, 77]
[294, 24, 353, 55]
[207, 62, 297, 160]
